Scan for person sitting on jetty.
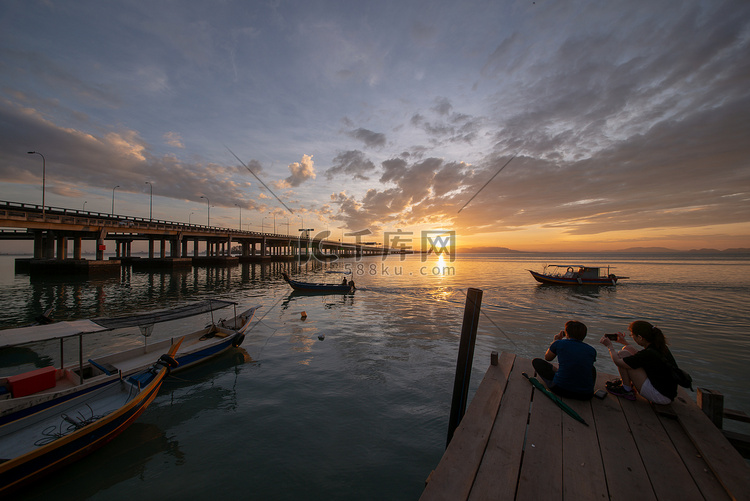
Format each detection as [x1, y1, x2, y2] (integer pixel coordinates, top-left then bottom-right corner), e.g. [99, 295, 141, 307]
[342, 277, 348, 285]
[599, 321, 678, 404]
[532, 320, 597, 400]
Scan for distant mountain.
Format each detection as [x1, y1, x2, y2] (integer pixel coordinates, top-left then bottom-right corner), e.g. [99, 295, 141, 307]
[459, 246, 522, 253]
[618, 247, 750, 254]
[616, 247, 680, 253]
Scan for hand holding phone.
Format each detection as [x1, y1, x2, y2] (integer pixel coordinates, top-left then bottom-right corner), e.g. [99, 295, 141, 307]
[605, 333, 618, 341]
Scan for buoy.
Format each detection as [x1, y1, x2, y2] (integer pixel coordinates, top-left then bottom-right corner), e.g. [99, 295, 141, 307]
[318, 334, 325, 341]
[300, 311, 307, 320]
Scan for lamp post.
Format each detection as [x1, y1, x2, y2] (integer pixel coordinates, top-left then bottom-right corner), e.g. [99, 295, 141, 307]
[111, 185, 120, 214]
[83, 200, 87, 211]
[262, 216, 267, 233]
[285, 217, 290, 236]
[145, 181, 153, 220]
[189, 212, 194, 225]
[200, 196, 210, 226]
[235, 203, 242, 231]
[27, 151, 46, 217]
[271, 212, 276, 233]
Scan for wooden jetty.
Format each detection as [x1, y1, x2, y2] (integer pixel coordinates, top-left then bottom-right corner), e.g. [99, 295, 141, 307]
[420, 351, 750, 501]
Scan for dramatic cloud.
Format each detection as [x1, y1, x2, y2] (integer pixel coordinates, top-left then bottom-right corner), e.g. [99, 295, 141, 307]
[276, 154, 316, 188]
[325, 150, 376, 181]
[347, 128, 386, 148]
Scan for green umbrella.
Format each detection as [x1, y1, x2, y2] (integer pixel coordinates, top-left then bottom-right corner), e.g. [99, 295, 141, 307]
[522, 372, 589, 426]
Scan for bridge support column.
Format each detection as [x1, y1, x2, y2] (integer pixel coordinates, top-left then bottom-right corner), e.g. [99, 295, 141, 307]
[34, 231, 44, 259]
[148, 238, 155, 259]
[74, 237, 82, 260]
[56, 236, 67, 260]
[160, 239, 166, 258]
[194, 239, 199, 257]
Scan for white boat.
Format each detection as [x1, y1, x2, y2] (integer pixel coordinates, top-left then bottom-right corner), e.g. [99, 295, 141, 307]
[0, 301, 259, 425]
[0, 340, 182, 495]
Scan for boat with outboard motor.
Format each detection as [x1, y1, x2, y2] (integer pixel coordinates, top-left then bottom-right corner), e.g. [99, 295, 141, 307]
[0, 301, 259, 425]
[0, 340, 182, 495]
[281, 272, 355, 293]
[528, 264, 628, 286]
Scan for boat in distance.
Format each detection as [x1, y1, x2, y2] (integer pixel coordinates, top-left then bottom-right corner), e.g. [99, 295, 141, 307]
[0, 340, 182, 495]
[528, 265, 629, 285]
[281, 272, 355, 293]
[0, 301, 259, 425]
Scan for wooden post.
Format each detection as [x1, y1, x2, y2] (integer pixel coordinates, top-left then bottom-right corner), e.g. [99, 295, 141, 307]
[446, 287, 483, 447]
[697, 388, 725, 429]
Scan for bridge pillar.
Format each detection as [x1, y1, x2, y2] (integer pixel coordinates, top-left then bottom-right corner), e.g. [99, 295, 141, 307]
[261, 237, 267, 257]
[160, 238, 166, 258]
[194, 239, 199, 257]
[148, 238, 155, 259]
[44, 231, 55, 259]
[33, 231, 44, 259]
[181, 237, 188, 257]
[172, 236, 181, 258]
[96, 230, 106, 260]
[74, 237, 82, 260]
[56, 236, 67, 260]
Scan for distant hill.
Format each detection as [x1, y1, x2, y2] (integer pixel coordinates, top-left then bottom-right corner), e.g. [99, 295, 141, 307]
[618, 247, 750, 254]
[459, 246, 750, 254]
[459, 246, 522, 253]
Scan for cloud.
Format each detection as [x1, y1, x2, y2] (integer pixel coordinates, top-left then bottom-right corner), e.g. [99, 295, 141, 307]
[346, 128, 386, 148]
[325, 150, 375, 181]
[164, 131, 184, 148]
[275, 154, 316, 188]
[0, 100, 264, 210]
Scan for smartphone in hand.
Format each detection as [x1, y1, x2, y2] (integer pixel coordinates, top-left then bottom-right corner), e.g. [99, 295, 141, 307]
[604, 333, 618, 340]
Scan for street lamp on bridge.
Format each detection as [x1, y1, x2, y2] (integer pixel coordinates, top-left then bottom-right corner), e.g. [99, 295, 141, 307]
[235, 203, 242, 231]
[26, 151, 46, 217]
[111, 185, 120, 214]
[200, 195, 210, 226]
[145, 181, 153, 220]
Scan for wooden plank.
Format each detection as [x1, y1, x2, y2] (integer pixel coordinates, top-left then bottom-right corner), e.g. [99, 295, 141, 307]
[591, 381, 656, 500]
[658, 412, 731, 501]
[468, 357, 534, 501]
[620, 392, 703, 499]
[515, 367, 564, 501]
[561, 393, 607, 500]
[670, 389, 750, 501]
[420, 352, 515, 501]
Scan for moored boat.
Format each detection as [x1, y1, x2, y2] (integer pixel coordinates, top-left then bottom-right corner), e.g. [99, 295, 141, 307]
[528, 265, 628, 286]
[0, 302, 259, 425]
[281, 272, 355, 293]
[0, 340, 182, 495]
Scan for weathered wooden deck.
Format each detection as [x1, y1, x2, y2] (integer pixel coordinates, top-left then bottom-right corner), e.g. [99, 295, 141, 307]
[420, 352, 750, 501]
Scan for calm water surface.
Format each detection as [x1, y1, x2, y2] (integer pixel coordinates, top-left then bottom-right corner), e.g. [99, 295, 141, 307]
[1, 253, 749, 500]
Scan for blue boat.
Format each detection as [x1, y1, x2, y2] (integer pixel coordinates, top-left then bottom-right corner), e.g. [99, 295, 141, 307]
[528, 265, 628, 286]
[282, 272, 354, 293]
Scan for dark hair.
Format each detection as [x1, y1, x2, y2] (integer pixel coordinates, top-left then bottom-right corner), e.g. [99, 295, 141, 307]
[564, 320, 587, 341]
[629, 320, 668, 354]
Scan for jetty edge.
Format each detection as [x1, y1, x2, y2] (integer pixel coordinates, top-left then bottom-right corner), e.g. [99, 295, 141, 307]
[420, 350, 750, 500]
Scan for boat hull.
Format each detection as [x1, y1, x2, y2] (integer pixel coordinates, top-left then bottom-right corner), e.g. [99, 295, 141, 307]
[0, 354, 173, 494]
[0, 307, 258, 425]
[282, 273, 354, 293]
[529, 270, 618, 286]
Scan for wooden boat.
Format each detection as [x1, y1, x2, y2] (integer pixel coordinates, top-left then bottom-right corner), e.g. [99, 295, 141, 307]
[0, 340, 182, 495]
[0, 301, 259, 425]
[528, 265, 628, 286]
[281, 272, 354, 293]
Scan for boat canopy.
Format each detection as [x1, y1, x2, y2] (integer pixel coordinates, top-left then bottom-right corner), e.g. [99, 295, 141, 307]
[0, 299, 235, 348]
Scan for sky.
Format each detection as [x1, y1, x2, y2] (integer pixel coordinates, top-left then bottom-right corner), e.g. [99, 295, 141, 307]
[1, 0, 749, 252]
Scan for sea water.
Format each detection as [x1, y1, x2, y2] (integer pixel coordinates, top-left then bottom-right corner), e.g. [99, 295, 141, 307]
[1, 253, 748, 500]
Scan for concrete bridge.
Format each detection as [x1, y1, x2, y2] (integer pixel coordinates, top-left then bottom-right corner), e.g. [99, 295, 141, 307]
[0, 201, 388, 275]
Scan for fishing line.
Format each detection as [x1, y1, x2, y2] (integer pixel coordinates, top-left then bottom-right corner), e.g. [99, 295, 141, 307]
[457, 153, 517, 213]
[225, 145, 295, 214]
[456, 288, 518, 348]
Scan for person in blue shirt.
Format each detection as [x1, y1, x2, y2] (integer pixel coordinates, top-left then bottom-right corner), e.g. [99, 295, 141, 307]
[532, 320, 597, 400]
